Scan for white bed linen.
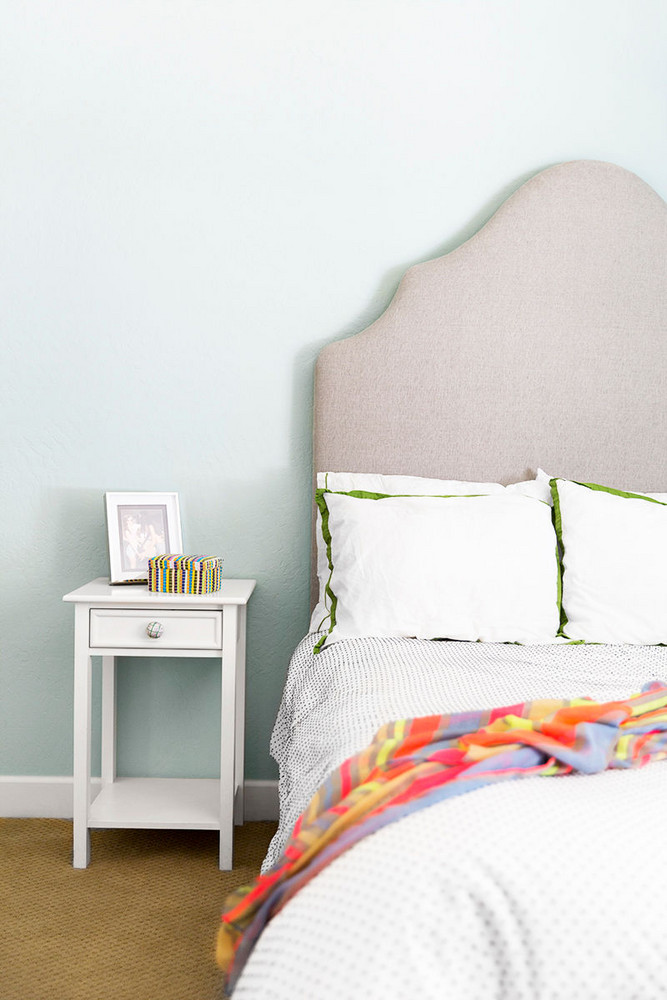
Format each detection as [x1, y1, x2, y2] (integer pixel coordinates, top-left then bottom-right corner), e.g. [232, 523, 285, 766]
[234, 635, 667, 1000]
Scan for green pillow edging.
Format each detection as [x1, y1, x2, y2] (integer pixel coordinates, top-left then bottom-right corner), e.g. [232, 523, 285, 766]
[549, 480, 568, 636]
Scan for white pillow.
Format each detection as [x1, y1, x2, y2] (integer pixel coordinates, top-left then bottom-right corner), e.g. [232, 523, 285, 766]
[551, 478, 667, 643]
[534, 468, 557, 503]
[309, 471, 553, 631]
[315, 491, 560, 649]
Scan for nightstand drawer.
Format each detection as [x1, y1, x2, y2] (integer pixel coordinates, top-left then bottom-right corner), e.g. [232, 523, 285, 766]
[89, 609, 223, 650]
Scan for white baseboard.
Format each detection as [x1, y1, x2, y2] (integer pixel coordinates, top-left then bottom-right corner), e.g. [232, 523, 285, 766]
[242, 779, 279, 821]
[0, 776, 88, 818]
[0, 775, 279, 822]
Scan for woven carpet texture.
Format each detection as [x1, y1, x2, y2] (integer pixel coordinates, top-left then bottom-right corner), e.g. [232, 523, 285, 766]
[1, 818, 277, 1000]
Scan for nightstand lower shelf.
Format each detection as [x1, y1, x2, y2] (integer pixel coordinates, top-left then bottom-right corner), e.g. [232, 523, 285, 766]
[89, 778, 220, 830]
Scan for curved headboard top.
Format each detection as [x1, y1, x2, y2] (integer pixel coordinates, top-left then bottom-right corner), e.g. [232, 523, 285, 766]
[314, 160, 667, 496]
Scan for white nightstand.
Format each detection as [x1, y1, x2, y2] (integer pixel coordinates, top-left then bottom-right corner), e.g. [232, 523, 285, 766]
[63, 577, 256, 870]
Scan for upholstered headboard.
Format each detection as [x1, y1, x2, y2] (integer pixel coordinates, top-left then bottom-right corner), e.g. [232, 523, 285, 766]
[312, 160, 667, 602]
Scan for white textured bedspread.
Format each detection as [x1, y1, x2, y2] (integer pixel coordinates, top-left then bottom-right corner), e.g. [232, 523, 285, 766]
[234, 635, 667, 1000]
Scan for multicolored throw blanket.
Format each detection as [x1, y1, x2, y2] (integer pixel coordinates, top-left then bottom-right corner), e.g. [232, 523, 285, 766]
[217, 682, 667, 991]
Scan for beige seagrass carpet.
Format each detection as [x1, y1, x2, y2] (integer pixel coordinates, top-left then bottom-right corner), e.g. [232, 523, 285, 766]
[0, 818, 277, 1000]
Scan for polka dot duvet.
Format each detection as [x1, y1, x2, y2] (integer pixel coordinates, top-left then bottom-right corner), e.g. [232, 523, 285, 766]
[234, 634, 667, 1000]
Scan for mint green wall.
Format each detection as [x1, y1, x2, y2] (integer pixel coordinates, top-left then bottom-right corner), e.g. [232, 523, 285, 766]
[2, 1, 666, 781]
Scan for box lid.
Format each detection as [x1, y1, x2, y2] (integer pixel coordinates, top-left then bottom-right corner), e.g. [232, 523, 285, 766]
[149, 554, 221, 570]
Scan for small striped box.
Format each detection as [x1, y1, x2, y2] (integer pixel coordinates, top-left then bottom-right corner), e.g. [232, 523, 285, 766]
[147, 554, 223, 595]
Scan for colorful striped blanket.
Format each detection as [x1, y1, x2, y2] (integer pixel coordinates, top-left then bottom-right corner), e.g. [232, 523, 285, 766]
[217, 682, 667, 992]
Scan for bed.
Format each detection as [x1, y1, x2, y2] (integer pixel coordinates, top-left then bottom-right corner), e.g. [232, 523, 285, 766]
[226, 160, 667, 999]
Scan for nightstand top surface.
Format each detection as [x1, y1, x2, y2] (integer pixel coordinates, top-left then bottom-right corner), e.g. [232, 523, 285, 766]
[63, 577, 256, 606]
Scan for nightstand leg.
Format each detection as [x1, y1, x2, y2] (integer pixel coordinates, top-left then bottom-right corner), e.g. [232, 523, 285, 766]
[220, 604, 238, 870]
[234, 603, 246, 826]
[73, 605, 92, 868]
[101, 656, 117, 786]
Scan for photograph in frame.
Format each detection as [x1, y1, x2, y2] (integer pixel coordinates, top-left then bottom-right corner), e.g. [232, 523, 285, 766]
[105, 492, 182, 584]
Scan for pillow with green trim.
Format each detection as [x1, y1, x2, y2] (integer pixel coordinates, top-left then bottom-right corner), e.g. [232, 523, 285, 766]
[550, 478, 667, 643]
[314, 490, 560, 650]
[309, 471, 553, 632]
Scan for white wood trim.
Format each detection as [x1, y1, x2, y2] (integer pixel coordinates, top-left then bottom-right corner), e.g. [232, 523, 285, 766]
[234, 603, 247, 825]
[242, 779, 279, 821]
[72, 602, 92, 868]
[0, 777, 279, 821]
[219, 603, 238, 868]
[101, 655, 116, 786]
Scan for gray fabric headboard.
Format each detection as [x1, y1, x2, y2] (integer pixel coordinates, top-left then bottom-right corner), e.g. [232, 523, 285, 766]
[311, 160, 667, 604]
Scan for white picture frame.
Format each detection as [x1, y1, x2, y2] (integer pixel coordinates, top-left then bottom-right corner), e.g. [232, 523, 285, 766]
[105, 491, 183, 584]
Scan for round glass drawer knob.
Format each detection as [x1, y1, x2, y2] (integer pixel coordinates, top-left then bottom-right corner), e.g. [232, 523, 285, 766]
[146, 621, 164, 639]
